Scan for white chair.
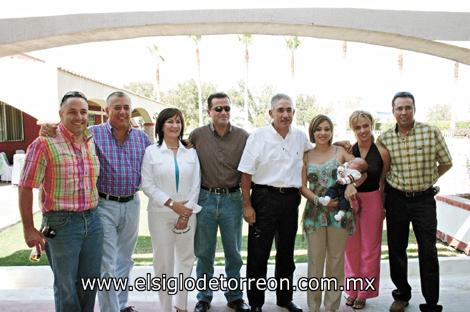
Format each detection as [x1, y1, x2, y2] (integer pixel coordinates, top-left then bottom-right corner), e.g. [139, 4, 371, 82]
[11, 153, 26, 185]
[0, 152, 13, 182]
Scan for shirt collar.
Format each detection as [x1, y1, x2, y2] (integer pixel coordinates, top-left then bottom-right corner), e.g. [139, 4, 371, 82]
[161, 140, 186, 153]
[269, 123, 291, 138]
[105, 121, 132, 135]
[58, 123, 92, 143]
[209, 123, 232, 136]
[394, 120, 417, 136]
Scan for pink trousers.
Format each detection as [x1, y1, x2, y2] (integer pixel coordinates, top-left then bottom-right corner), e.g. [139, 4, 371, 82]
[344, 190, 384, 299]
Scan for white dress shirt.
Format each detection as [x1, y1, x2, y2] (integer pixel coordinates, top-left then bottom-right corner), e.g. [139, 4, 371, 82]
[238, 124, 311, 188]
[141, 141, 201, 213]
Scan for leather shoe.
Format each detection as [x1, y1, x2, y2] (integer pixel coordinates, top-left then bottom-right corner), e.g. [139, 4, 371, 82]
[250, 307, 262, 312]
[194, 301, 210, 312]
[120, 307, 138, 312]
[227, 299, 250, 312]
[389, 300, 409, 312]
[277, 301, 303, 312]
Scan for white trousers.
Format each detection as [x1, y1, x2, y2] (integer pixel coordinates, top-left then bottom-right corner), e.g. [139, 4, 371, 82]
[148, 210, 196, 312]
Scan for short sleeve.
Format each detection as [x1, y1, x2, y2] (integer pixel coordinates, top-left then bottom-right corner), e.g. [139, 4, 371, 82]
[19, 139, 46, 189]
[237, 132, 260, 175]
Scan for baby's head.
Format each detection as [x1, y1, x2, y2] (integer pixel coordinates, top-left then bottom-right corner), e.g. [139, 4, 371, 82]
[348, 158, 368, 173]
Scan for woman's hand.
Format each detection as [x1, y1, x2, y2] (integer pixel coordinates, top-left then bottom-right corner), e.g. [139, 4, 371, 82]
[172, 200, 193, 217]
[326, 198, 339, 211]
[345, 184, 357, 202]
[174, 216, 189, 230]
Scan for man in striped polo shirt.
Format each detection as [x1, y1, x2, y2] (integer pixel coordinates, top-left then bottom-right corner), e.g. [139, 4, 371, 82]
[19, 91, 103, 312]
[377, 92, 452, 312]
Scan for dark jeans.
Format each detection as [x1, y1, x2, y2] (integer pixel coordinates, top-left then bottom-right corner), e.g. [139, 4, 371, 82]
[247, 187, 300, 308]
[43, 209, 103, 312]
[385, 188, 442, 312]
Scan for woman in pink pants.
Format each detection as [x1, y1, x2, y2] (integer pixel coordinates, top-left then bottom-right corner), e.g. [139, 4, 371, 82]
[344, 111, 390, 309]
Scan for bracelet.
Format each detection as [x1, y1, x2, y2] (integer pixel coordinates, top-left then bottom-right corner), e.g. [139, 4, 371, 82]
[179, 216, 189, 221]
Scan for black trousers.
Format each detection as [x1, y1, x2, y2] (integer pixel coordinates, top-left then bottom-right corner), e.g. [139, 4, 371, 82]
[246, 187, 301, 308]
[385, 188, 442, 312]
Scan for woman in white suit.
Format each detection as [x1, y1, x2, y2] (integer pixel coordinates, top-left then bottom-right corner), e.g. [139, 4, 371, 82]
[141, 108, 201, 312]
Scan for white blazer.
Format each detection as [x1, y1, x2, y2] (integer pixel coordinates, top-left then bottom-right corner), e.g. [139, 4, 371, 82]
[141, 141, 201, 213]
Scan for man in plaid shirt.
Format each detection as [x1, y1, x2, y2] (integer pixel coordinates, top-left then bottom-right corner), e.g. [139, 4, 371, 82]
[41, 91, 152, 312]
[19, 91, 103, 312]
[377, 92, 452, 312]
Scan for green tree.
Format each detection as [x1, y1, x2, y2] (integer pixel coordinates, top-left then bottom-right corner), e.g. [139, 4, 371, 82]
[295, 94, 331, 128]
[227, 82, 274, 128]
[161, 79, 216, 131]
[426, 104, 452, 122]
[123, 81, 154, 99]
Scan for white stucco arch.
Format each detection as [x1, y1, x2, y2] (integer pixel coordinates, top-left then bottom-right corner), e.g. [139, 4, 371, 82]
[1, 8, 470, 64]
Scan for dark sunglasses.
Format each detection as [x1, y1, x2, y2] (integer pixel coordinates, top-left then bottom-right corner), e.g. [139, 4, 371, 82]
[213, 106, 231, 113]
[60, 91, 88, 106]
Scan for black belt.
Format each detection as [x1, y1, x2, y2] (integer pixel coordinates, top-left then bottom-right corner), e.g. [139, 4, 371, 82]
[99, 192, 134, 203]
[387, 185, 438, 200]
[201, 185, 239, 195]
[252, 184, 299, 194]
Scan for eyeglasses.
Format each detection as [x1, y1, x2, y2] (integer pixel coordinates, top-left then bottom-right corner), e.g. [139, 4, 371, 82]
[213, 106, 231, 113]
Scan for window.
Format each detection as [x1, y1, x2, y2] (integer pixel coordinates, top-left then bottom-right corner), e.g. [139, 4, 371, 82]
[0, 102, 24, 142]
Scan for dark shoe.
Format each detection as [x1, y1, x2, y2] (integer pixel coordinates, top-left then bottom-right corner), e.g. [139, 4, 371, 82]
[228, 299, 250, 312]
[194, 301, 210, 312]
[419, 303, 443, 312]
[250, 307, 262, 312]
[121, 306, 138, 312]
[345, 296, 356, 306]
[389, 300, 409, 312]
[353, 299, 366, 310]
[277, 301, 303, 312]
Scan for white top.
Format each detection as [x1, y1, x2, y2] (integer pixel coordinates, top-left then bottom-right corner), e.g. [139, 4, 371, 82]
[238, 124, 311, 188]
[141, 141, 202, 213]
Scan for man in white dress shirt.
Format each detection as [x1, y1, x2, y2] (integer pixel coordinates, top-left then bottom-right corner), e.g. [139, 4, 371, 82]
[238, 94, 310, 312]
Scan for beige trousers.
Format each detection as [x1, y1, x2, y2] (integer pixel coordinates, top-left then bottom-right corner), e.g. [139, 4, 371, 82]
[307, 226, 348, 312]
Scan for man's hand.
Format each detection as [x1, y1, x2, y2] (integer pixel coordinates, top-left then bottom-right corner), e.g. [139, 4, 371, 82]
[39, 123, 58, 137]
[243, 205, 256, 225]
[24, 226, 46, 256]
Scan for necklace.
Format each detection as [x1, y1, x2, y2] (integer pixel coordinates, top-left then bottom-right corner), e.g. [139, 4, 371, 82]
[167, 146, 179, 149]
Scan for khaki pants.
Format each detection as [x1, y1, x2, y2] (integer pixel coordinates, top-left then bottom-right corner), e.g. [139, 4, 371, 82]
[307, 226, 348, 312]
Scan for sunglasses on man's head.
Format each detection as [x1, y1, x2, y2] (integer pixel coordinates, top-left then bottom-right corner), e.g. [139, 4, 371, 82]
[213, 106, 231, 113]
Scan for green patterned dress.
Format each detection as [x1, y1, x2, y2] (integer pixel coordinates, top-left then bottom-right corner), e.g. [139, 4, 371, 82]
[302, 158, 355, 235]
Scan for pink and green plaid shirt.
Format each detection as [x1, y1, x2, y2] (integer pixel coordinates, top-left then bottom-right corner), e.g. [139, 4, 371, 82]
[19, 123, 100, 213]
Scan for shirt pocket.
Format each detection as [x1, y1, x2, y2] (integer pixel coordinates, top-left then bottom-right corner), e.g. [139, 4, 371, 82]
[42, 213, 71, 233]
[54, 152, 75, 187]
[150, 160, 166, 177]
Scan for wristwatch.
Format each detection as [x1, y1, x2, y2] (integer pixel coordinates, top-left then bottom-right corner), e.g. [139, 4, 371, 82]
[168, 199, 174, 208]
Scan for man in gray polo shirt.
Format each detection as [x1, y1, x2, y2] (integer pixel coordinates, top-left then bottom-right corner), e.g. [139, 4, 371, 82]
[190, 92, 250, 312]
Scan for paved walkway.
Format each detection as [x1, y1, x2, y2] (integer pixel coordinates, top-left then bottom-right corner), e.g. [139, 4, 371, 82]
[0, 257, 469, 311]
